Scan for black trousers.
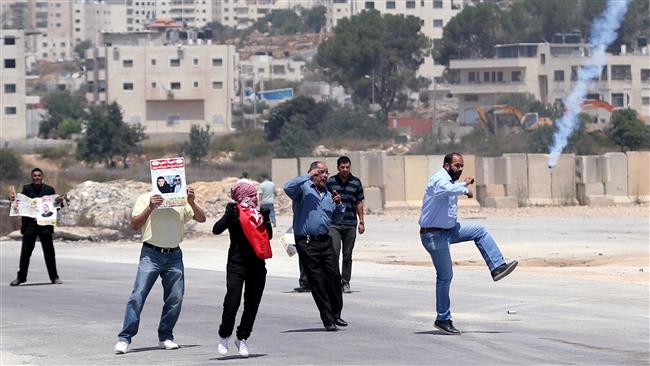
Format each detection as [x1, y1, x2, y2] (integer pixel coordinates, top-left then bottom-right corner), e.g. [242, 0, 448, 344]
[17, 226, 59, 282]
[218, 263, 266, 340]
[295, 235, 343, 326]
[329, 224, 357, 285]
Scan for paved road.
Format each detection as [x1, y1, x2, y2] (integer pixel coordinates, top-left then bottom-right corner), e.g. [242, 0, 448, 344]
[1, 242, 648, 365]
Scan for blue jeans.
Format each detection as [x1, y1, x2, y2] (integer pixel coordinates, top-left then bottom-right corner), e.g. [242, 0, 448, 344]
[261, 203, 276, 226]
[117, 245, 185, 343]
[420, 222, 505, 321]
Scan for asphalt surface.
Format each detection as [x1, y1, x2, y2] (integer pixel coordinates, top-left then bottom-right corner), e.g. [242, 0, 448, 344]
[1, 239, 648, 366]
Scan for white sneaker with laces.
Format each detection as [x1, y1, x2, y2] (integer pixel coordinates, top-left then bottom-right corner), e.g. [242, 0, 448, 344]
[159, 339, 179, 350]
[235, 339, 249, 358]
[217, 337, 229, 355]
[114, 341, 129, 354]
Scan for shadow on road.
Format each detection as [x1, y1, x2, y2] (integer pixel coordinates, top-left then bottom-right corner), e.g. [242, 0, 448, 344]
[281, 328, 332, 333]
[11, 282, 53, 287]
[128, 344, 200, 353]
[414, 330, 511, 336]
[210, 353, 267, 361]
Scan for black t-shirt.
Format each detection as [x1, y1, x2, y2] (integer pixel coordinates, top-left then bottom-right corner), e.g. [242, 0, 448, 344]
[212, 203, 272, 271]
[21, 183, 56, 232]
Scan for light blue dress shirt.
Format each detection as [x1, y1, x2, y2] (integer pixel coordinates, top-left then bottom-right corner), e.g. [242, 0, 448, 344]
[284, 174, 345, 236]
[418, 168, 469, 229]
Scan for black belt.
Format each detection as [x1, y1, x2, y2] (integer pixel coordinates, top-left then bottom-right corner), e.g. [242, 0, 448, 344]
[420, 227, 447, 234]
[295, 234, 330, 242]
[143, 242, 179, 254]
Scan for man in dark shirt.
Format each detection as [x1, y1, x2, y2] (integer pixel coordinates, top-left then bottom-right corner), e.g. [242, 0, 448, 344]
[284, 161, 347, 331]
[326, 156, 365, 294]
[8, 168, 63, 286]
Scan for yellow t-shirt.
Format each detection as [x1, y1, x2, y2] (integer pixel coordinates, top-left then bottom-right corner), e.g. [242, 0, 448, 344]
[132, 192, 194, 248]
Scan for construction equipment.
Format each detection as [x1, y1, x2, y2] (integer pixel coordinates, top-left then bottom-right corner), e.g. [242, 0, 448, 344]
[582, 99, 614, 112]
[476, 104, 553, 134]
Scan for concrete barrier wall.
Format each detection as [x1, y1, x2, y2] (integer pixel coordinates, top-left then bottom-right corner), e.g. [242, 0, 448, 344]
[272, 151, 648, 210]
[627, 151, 650, 202]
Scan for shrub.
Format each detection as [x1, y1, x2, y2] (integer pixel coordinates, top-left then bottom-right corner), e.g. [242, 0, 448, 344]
[0, 149, 22, 180]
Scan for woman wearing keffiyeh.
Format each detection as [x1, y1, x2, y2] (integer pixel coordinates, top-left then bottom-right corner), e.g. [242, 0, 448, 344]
[212, 182, 272, 357]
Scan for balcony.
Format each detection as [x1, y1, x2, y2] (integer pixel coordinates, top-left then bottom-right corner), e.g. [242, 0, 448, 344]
[450, 82, 531, 95]
[449, 57, 535, 70]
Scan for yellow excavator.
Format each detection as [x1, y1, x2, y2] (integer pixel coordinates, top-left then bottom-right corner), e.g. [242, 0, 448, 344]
[476, 104, 553, 134]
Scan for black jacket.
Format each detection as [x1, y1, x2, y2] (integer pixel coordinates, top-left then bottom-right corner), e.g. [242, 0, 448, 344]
[21, 183, 56, 233]
[212, 203, 272, 270]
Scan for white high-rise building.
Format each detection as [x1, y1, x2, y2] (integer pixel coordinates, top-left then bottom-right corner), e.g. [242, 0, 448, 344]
[1, 29, 28, 140]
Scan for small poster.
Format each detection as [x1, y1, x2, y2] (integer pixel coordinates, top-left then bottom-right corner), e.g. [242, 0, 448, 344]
[37, 195, 57, 226]
[9, 193, 58, 226]
[150, 157, 187, 208]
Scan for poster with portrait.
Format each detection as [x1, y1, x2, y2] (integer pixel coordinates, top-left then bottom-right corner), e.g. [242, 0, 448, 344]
[36, 195, 57, 226]
[9, 193, 39, 218]
[150, 157, 187, 208]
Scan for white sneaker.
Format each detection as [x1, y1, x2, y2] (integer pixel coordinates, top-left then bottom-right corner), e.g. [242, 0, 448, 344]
[235, 339, 249, 358]
[217, 337, 229, 355]
[114, 341, 129, 354]
[159, 339, 179, 350]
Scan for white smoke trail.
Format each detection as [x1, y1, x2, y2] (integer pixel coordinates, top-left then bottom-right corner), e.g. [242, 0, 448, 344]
[547, 0, 630, 168]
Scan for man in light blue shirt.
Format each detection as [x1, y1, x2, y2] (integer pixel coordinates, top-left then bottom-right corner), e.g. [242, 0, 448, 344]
[419, 152, 518, 335]
[284, 161, 347, 331]
[257, 174, 276, 227]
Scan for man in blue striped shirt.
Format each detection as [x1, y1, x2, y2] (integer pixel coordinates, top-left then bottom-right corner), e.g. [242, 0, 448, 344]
[284, 161, 348, 331]
[419, 152, 518, 335]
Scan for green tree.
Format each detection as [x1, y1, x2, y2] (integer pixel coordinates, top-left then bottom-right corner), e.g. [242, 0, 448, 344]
[39, 90, 86, 138]
[58, 118, 82, 139]
[608, 109, 650, 151]
[182, 124, 212, 166]
[275, 115, 314, 158]
[254, 9, 302, 35]
[74, 39, 92, 59]
[319, 106, 394, 140]
[301, 5, 326, 33]
[0, 149, 22, 180]
[316, 10, 430, 118]
[265, 96, 330, 141]
[76, 102, 146, 167]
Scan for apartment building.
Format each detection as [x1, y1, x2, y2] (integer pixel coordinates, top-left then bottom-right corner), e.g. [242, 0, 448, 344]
[84, 32, 238, 135]
[1, 29, 28, 140]
[449, 41, 650, 125]
[213, 0, 325, 30]
[324, 0, 463, 81]
[239, 54, 305, 84]
[72, 1, 128, 47]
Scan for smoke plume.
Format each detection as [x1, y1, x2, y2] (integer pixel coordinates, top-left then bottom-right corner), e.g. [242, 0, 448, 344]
[547, 0, 630, 168]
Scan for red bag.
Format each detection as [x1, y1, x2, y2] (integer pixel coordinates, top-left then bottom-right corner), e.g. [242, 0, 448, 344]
[237, 204, 272, 259]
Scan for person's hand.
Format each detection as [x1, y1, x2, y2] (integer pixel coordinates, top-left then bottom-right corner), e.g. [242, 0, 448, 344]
[308, 167, 321, 178]
[466, 190, 474, 199]
[358, 222, 365, 234]
[260, 206, 271, 222]
[464, 176, 475, 186]
[149, 194, 164, 210]
[186, 187, 196, 204]
[225, 202, 237, 215]
[7, 192, 15, 201]
[331, 189, 341, 205]
[55, 194, 65, 204]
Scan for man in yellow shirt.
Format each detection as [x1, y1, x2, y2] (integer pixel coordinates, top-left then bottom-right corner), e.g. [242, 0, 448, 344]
[114, 187, 206, 354]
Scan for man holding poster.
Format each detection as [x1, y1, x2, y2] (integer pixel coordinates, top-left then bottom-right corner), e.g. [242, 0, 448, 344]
[7, 168, 64, 286]
[114, 159, 206, 354]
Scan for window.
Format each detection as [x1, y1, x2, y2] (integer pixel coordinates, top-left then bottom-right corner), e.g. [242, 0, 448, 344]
[642, 97, 650, 106]
[193, 57, 199, 66]
[601, 66, 608, 80]
[212, 81, 223, 89]
[540, 53, 546, 64]
[122, 82, 134, 90]
[483, 72, 490, 82]
[433, 0, 443, 8]
[611, 65, 631, 80]
[554, 70, 564, 81]
[167, 115, 180, 126]
[571, 66, 579, 81]
[272, 65, 286, 74]
[212, 58, 223, 67]
[170, 58, 180, 67]
[586, 93, 600, 101]
[406, 1, 415, 8]
[464, 94, 478, 102]
[641, 69, 650, 83]
[468, 72, 476, 83]
[151, 81, 157, 88]
[5, 106, 17, 115]
[193, 81, 199, 88]
[386, 1, 395, 9]
[364, 1, 374, 9]
[611, 93, 625, 107]
[170, 82, 181, 89]
[4, 59, 16, 68]
[433, 19, 443, 28]
[496, 71, 503, 82]
[123, 59, 133, 68]
[4, 37, 15, 45]
[42, 42, 48, 47]
[512, 71, 522, 82]
[4, 84, 16, 93]
[151, 58, 157, 66]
